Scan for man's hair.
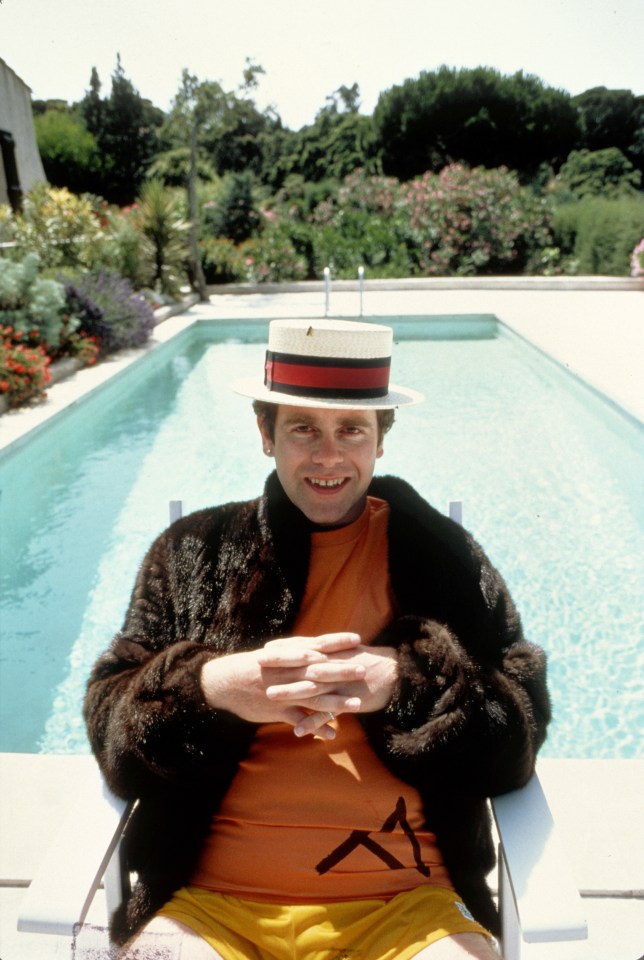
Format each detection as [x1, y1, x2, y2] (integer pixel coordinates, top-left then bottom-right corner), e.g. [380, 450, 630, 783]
[253, 400, 395, 444]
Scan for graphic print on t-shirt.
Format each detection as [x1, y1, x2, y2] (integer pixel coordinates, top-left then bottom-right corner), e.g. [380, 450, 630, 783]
[316, 796, 431, 878]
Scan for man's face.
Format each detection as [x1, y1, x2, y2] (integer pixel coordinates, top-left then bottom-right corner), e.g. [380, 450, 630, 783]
[259, 405, 384, 527]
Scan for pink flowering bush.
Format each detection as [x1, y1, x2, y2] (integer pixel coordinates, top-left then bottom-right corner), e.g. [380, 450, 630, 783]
[402, 164, 553, 275]
[631, 239, 644, 277]
[314, 170, 403, 221]
[305, 165, 552, 278]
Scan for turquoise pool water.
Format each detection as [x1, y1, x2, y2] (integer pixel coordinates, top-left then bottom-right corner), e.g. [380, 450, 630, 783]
[0, 317, 642, 758]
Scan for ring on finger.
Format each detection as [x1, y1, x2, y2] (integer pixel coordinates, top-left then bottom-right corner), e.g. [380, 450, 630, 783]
[326, 711, 335, 722]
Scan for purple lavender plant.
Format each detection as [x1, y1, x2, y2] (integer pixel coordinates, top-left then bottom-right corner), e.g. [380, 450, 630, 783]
[63, 272, 155, 355]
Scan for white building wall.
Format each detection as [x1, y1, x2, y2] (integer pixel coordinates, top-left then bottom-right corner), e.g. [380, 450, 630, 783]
[0, 57, 46, 203]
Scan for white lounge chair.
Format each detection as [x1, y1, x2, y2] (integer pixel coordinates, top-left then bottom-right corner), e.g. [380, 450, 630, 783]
[17, 501, 589, 959]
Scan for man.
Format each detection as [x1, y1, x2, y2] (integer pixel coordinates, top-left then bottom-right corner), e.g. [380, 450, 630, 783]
[84, 319, 550, 960]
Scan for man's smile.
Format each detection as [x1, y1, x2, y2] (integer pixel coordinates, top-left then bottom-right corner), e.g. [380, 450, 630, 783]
[306, 477, 349, 489]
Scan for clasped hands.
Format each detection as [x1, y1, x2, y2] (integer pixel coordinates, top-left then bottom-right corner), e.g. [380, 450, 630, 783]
[200, 632, 398, 740]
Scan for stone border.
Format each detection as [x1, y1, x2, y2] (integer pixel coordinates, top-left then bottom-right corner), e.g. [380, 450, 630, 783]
[208, 275, 644, 295]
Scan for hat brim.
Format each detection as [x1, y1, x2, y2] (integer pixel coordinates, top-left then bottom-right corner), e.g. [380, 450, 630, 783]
[231, 377, 424, 409]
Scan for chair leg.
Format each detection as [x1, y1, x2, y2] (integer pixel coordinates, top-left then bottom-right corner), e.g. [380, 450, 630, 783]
[499, 845, 521, 960]
[104, 837, 131, 921]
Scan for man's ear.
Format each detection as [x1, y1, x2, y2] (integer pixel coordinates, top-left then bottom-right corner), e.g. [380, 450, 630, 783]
[376, 442, 384, 459]
[257, 417, 274, 456]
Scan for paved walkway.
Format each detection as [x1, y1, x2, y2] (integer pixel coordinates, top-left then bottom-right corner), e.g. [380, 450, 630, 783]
[1, 280, 642, 958]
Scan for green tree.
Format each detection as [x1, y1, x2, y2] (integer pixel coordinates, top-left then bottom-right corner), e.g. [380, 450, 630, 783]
[325, 83, 361, 114]
[574, 87, 644, 174]
[257, 125, 300, 191]
[373, 66, 581, 180]
[163, 70, 231, 298]
[554, 148, 642, 200]
[159, 64, 284, 295]
[78, 57, 164, 204]
[203, 96, 279, 177]
[278, 98, 378, 183]
[34, 109, 100, 194]
[157, 60, 280, 185]
[81, 68, 104, 143]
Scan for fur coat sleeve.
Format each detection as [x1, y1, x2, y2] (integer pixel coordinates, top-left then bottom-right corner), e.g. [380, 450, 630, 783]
[363, 476, 551, 799]
[83, 495, 300, 799]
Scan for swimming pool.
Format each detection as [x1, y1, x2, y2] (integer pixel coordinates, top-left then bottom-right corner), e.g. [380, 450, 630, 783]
[0, 316, 642, 758]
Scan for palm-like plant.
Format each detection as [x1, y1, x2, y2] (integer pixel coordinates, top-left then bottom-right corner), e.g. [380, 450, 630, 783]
[137, 179, 190, 297]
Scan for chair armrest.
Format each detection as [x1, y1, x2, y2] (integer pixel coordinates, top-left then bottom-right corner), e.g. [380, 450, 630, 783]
[18, 761, 132, 937]
[491, 771, 588, 948]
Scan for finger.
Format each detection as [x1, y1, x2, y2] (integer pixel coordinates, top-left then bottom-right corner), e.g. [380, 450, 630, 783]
[265, 664, 366, 700]
[304, 661, 367, 683]
[266, 679, 320, 700]
[292, 696, 361, 729]
[294, 710, 340, 740]
[310, 632, 362, 652]
[258, 633, 361, 667]
[282, 707, 335, 741]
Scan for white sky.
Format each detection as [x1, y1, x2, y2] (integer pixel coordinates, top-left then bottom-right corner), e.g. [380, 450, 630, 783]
[2, 0, 643, 129]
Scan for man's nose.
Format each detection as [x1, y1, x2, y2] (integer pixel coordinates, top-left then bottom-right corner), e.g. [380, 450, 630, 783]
[312, 434, 344, 465]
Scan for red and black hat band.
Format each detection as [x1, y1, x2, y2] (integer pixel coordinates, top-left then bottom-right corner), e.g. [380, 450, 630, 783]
[264, 350, 391, 399]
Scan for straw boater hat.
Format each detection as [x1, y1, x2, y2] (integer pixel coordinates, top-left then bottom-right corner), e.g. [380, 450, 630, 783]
[232, 319, 424, 409]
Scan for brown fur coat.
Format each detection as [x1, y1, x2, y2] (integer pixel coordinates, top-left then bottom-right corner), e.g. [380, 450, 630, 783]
[84, 472, 550, 943]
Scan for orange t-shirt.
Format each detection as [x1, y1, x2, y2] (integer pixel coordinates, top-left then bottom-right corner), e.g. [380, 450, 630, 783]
[192, 497, 451, 901]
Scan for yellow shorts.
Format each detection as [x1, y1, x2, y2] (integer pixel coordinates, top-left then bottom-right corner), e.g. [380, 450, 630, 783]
[157, 884, 492, 960]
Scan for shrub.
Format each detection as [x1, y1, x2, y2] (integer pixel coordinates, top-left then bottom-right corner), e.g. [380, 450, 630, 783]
[34, 109, 101, 194]
[132, 180, 190, 295]
[8, 184, 108, 271]
[201, 172, 261, 243]
[0, 326, 51, 407]
[311, 215, 414, 279]
[0, 253, 66, 347]
[552, 196, 644, 275]
[201, 237, 248, 284]
[310, 170, 415, 278]
[402, 164, 553, 276]
[308, 165, 553, 277]
[554, 148, 642, 200]
[240, 219, 317, 282]
[101, 205, 157, 291]
[62, 272, 155, 354]
[61, 279, 111, 352]
[0, 204, 15, 244]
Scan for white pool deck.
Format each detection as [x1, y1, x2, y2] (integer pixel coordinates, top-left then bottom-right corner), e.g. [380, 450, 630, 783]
[0, 279, 642, 959]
